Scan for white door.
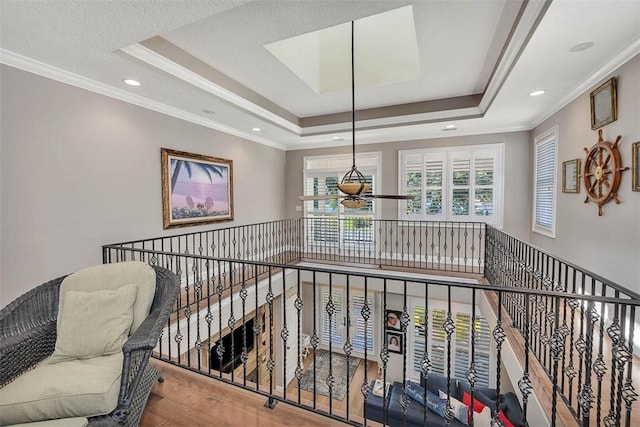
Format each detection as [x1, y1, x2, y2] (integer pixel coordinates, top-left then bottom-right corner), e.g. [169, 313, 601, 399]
[320, 289, 375, 356]
[285, 293, 299, 381]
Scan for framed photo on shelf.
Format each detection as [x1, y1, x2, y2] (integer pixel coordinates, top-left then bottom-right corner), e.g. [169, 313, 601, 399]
[562, 159, 581, 193]
[386, 331, 403, 354]
[590, 77, 617, 130]
[385, 309, 404, 332]
[633, 141, 640, 192]
[161, 148, 234, 229]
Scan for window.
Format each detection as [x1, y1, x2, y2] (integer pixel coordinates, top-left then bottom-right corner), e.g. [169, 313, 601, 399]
[320, 288, 375, 353]
[304, 153, 380, 247]
[304, 153, 380, 218]
[399, 144, 504, 227]
[411, 301, 492, 388]
[532, 127, 558, 237]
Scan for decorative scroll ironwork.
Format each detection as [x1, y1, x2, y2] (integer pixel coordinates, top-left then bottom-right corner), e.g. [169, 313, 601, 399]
[101, 219, 640, 427]
[493, 321, 506, 346]
[578, 384, 595, 414]
[466, 363, 477, 388]
[361, 379, 370, 399]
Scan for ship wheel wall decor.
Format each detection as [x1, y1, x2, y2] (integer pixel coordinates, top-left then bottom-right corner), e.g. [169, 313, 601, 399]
[582, 129, 629, 216]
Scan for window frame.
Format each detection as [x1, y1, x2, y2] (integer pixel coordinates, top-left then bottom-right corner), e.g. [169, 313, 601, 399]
[398, 143, 505, 227]
[532, 126, 558, 238]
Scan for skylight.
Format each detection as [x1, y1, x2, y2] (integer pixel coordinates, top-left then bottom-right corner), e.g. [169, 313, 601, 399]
[264, 6, 421, 94]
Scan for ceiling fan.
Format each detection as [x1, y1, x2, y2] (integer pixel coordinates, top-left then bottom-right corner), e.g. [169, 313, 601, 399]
[298, 21, 414, 209]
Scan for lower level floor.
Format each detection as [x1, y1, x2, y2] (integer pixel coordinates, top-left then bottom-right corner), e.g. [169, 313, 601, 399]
[140, 359, 363, 427]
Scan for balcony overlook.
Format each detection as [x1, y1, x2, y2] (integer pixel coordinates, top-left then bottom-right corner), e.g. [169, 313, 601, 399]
[102, 218, 640, 427]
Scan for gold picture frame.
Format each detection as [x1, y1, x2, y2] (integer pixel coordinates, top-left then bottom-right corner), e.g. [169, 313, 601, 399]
[590, 77, 617, 130]
[633, 141, 640, 192]
[161, 148, 234, 229]
[562, 159, 581, 193]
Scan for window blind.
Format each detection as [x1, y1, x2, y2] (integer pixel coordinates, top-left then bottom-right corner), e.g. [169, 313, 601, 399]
[399, 144, 503, 226]
[411, 304, 491, 386]
[533, 131, 557, 236]
[321, 290, 343, 346]
[320, 290, 373, 352]
[303, 153, 380, 220]
[351, 294, 374, 352]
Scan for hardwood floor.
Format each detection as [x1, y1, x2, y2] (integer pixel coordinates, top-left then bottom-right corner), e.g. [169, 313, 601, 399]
[485, 291, 640, 427]
[143, 288, 640, 427]
[284, 351, 380, 421]
[140, 359, 379, 427]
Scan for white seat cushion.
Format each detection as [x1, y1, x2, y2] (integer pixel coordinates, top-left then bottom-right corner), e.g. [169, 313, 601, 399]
[0, 353, 122, 425]
[60, 261, 156, 334]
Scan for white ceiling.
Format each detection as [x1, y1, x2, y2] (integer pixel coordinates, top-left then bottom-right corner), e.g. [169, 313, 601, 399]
[1, 0, 639, 151]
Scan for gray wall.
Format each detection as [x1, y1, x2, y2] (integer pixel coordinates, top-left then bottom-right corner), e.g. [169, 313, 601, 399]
[0, 65, 286, 305]
[531, 54, 640, 292]
[285, 131, 532, 239]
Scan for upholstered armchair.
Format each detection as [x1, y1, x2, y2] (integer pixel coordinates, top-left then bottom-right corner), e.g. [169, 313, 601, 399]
[0, 262, 180, 426]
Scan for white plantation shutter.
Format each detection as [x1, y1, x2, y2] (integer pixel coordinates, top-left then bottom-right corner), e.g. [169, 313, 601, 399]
[451, 155, 471, 217]
[351, 294, 374, 352]
[430, 309, 447, 375]
[424, 157, 444, 217]
[474, 156, 494, 218]
[404, 154, 423, 215]
[533, 129, 558, 237]
[321, 290, 343, 346]
[412, 306, 427, 375]
[320, 290, 373, 353]
[454, 313, 471, 380]
[399, 144, 503, 226]
[303, 153, 380, 220]
[410, 302, 492, 386]
[474, 317, 491, 388]
[305, 175, 339, 216]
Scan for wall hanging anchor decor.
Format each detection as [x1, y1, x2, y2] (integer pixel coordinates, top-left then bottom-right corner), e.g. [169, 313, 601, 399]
[582, 129, 629, 216]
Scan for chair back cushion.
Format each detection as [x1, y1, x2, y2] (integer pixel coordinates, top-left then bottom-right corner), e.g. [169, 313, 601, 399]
[59, 261, 156, 333]
[51, 284, 137, 362]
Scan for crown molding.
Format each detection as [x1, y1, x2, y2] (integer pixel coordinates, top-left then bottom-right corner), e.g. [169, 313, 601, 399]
[120, 43, 301, 135]
[292, 123, 530, 151]
[479, 0, 551, 114]
[0, 48, 287, 151]
[530, 37, 640, 129]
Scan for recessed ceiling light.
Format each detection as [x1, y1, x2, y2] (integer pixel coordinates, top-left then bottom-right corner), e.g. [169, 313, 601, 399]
[252, 127, 261, 132]
[442, 124, 457, 131]
[202, 109, 215, 114]
[123, 79, 141, 87]
[570, 42, 594, 53]
[332, 136, 344, 141]
[529, 90, 546, 97]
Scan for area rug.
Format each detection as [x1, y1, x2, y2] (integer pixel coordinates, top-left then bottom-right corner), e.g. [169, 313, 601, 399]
[298, 349, 361, 400]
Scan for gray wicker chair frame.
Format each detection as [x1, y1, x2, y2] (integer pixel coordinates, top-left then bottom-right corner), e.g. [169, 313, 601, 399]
[0, 265, 180, 426]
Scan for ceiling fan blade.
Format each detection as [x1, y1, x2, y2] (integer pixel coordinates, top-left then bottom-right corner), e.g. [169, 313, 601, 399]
[297, 195, 342, 201]
[365, 194, 415, 200]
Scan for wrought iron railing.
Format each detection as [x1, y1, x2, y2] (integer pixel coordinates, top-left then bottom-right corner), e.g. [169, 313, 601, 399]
[486, 225, 640, 427]
[103, 218, 302, 268]
[101, 219, 639, 427]
[302, 217, 485, 274]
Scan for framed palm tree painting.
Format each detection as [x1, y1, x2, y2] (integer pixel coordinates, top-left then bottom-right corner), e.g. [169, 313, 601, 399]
[161, 148, 233, 229]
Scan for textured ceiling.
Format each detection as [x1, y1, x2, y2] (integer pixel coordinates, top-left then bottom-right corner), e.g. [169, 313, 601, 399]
[1, 0, 639, 150]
